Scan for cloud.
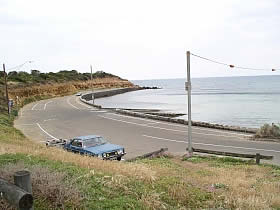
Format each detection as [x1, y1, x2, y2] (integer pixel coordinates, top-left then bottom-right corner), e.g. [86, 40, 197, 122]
[0, 0, 279, 79]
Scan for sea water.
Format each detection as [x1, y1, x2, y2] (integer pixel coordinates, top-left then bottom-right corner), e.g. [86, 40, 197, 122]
[96, 75, 280, 128]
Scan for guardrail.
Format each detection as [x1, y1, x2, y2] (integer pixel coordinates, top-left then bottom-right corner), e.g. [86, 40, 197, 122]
[127, 148, 168, 162]
[0, 170, 33, 210]
[192, 148, 273, 164]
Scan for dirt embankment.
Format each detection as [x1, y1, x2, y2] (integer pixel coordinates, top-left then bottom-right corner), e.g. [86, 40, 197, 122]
[7, 77, 134, 105]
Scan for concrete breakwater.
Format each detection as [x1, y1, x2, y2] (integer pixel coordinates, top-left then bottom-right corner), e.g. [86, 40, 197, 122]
[81, 87, 142, 101]
[80, 88, 257, 134]
[115, 109, 257, 134]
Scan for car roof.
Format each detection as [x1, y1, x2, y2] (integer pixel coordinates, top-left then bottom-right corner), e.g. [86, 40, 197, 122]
[74, 135, 101, 141]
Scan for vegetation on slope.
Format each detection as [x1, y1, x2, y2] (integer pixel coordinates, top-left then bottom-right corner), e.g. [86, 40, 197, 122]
[0, 69, 122, 84]
[1, 143, 280, 209]
[0, 70, 134, 106]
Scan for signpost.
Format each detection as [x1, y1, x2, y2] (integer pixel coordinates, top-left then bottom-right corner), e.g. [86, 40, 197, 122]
[2, 61, 33, 116]
[3, 64, 10, 115]
[90, 65, 94, 105]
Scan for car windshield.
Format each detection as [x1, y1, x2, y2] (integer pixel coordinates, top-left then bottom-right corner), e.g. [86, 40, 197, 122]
[83, 137, 107, 147]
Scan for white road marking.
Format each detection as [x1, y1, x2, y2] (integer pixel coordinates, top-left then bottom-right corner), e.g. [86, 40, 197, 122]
[90, 110, 107, 113]
[75, 97, 93, 109]
[99, 115, 247, 139]
[67, 97, 80, 110]
[31, 102, 40, 110]
[106, 112, 159, 123]
[142, 134, 280, 154]
[17, 123, 36, 126]
[44, 101, 53, 110]
[43, 118, 56, 122]
[145, 122, 160, 125]
[36, 123, 59, 140]
[106, 113, 252, 137]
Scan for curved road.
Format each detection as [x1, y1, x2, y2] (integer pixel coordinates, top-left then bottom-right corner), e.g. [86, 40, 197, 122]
[15, 93, 280, 164]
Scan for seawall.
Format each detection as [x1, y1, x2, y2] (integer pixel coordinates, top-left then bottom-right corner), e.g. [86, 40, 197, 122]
[80, 88, 257, 134]
[81, 87, 141, 101]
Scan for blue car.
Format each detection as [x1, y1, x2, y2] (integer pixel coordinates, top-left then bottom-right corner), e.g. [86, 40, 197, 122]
[63, 135, 125, 161]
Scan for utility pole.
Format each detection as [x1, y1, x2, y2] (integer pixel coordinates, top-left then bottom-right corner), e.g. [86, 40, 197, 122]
[3, 63, 10, 115]
[90, 65, 94, 105]
[186, 51, 193, 155]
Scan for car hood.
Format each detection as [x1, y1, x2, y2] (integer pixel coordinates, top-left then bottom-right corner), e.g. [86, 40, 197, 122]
[84, 143, 123, 154]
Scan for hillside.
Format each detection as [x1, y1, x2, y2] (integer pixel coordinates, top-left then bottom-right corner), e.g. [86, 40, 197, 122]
[0, 70, 133, 106]
[1, 71, 280, 209]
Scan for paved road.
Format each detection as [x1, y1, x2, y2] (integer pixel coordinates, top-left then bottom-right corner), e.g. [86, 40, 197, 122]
[14, 94, 280, 164]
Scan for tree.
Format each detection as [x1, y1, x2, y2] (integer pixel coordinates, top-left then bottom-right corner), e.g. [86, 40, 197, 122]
[8, 71, 18, 77]
[31, 70, 40, 75]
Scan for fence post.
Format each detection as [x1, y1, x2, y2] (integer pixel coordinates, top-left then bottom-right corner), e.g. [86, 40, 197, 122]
[14, 170, 33, 210]
[256, 153, 261, 164]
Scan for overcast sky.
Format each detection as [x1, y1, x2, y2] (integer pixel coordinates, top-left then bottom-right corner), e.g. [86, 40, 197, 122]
[1, 0, 279, 80]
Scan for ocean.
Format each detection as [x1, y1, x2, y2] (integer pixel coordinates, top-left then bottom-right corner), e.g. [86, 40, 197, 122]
[95, 75, 280, 128]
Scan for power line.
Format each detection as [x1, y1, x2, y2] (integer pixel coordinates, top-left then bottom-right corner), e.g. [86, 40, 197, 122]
[7, 61, 33, 71]
[190, 53, 277, 72]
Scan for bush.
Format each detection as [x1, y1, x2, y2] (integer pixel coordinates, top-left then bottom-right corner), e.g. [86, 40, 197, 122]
[6, 69, 122, 84]
[255, 123, 280, 139]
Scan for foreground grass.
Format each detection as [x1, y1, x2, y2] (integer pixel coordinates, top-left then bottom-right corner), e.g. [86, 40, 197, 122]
[1, 134, 280, 209]
[1, 87, 280, 209]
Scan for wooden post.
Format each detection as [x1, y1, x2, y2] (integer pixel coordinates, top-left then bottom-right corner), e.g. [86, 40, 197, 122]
[16, 96, 19, 111]
[0, 178, 33, 209]
[14, 170, 33, 210]
[256, 153, 261, 165]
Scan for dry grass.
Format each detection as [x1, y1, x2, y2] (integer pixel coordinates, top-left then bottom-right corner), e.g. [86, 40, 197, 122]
[2, 134, 280, 209]
[154, 157, 280, 209]
[0, 162, 83, 209]
[2, 139, 280, 209]
[0, 141, 156, 182]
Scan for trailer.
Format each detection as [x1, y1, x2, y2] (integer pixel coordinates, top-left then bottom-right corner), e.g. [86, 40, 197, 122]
[45, 139, 68, 147]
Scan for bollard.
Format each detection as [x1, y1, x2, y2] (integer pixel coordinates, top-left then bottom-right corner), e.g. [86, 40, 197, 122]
[256, 153, 261, 165]
[0, 178, 33, 210]
[14, 170, 33, 210]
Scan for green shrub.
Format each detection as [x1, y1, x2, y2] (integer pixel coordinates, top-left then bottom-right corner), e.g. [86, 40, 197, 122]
[255, 123, 280, 139]
[6, 69, 122, 84]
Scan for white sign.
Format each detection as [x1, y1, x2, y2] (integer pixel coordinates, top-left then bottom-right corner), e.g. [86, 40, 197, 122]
[185, 82, 191, 91]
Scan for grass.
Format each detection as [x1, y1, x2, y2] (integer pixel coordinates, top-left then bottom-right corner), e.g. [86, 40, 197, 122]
[1, 83, 280, 209]
[1, 142, 280, 209]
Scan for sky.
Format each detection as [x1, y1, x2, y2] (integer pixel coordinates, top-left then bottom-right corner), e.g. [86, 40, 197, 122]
[1, 0, 280, 80]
